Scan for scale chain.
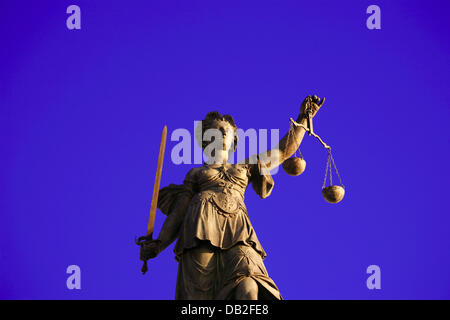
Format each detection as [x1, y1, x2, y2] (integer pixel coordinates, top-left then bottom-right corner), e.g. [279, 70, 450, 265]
[322, 151, 331, 189]
[329, 152, 333, 186]
[330, 152, 344, 187]
[289, 108, 344, 190]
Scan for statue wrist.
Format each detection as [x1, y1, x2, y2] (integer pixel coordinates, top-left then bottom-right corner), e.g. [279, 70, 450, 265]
[296, 114, 308, 124]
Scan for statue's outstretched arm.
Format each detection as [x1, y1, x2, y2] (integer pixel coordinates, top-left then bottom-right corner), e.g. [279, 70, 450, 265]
[258, 95, 325, 171]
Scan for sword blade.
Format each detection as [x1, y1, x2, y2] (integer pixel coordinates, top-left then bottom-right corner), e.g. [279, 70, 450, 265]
[147, 125, 167, 236]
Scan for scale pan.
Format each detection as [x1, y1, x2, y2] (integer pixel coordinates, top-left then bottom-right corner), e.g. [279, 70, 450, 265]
[282, 157, 306, 176]
[322, 185, 345, 204]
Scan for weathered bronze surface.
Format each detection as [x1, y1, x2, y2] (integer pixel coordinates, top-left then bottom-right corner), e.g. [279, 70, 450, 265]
[138, 95, 328, 300]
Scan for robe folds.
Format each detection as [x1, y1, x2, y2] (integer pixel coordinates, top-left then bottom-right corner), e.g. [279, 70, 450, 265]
[157, 159, 282, 300]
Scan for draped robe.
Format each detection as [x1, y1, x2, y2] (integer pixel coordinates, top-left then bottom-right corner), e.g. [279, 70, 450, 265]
[158, 159, 282, 300]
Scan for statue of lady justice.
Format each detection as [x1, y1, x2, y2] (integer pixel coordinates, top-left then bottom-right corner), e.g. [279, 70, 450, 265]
[139, 95, 325, 300]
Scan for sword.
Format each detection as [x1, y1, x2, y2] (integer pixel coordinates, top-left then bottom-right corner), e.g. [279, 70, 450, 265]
[135, 125, 167, 275]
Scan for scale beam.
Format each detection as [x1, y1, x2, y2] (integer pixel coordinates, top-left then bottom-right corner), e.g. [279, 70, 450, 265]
[289, 118, 331, 150]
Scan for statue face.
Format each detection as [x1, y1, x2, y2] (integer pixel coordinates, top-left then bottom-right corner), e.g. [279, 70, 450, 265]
[209, 119, 235, 152]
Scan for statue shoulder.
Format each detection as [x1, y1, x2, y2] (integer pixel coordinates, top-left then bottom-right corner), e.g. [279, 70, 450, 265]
[184, 166, 202, 183]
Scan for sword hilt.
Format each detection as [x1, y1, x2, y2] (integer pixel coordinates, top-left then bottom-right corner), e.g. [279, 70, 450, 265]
[135, 233, 153, 275]
[141, 260, 148, 275]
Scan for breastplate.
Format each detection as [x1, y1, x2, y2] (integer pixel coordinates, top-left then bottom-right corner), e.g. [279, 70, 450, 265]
[210, 185, 244, 215]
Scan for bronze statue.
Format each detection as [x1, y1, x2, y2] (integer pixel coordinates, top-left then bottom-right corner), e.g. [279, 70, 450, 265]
[138, 95, 326, 300]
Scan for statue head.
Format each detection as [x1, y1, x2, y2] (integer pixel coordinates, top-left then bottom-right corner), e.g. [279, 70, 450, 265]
[195, 111, 238, 163]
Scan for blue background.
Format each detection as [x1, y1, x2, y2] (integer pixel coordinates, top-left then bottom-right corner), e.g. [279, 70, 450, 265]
[1, 0, 449, 299]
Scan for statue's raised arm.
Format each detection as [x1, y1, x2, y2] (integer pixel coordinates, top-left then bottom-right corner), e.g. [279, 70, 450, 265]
[252, 95, 325, 172]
